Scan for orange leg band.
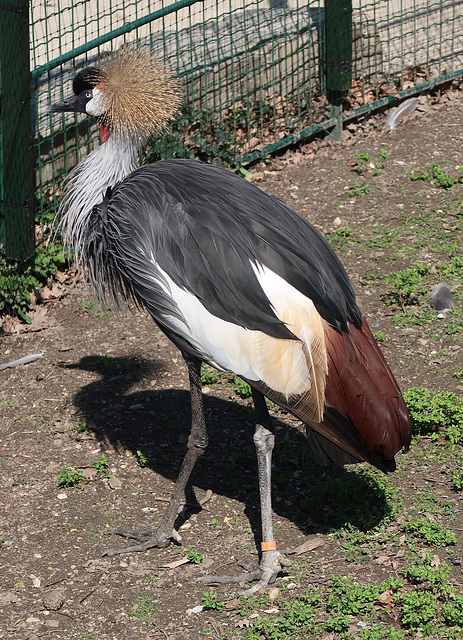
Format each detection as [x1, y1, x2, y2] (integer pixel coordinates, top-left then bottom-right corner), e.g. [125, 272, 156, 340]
[261, 540, 277, 552]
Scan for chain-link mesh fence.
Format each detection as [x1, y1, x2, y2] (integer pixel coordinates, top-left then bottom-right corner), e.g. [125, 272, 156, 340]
[1, 0, 463, 262]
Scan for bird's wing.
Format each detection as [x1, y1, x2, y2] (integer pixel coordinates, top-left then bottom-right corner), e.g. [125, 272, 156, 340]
[119, 159, 360, 332]
[82, 159, 410, 465]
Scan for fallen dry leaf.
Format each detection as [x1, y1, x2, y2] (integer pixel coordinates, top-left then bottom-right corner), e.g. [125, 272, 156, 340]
[160, 557, 190, 569]
[289, 535, 324, 555]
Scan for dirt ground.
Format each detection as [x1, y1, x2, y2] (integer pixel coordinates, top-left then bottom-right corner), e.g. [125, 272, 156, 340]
[1, 88, 463, 640]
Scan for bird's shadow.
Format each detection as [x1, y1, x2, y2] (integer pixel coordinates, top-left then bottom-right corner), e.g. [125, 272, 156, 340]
[68, 354, 393, 546]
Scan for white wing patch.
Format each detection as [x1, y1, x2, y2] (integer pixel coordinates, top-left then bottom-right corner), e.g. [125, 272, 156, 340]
[153, 261, 327, 411]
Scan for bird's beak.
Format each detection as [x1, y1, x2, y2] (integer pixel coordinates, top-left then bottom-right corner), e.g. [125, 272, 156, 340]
[48, 93, 88, 115]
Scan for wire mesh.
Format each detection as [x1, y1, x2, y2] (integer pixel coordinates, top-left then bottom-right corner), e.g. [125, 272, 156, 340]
[1, 0, 463, 248]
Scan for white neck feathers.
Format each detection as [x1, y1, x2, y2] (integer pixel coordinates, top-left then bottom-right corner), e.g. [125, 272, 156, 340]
[59, 135, 139, 266]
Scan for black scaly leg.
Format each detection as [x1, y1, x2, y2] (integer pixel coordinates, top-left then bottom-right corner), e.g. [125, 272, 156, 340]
[103, 354, 208, 556]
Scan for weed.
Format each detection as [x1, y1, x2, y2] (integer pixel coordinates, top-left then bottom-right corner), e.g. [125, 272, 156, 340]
[58, 466, 83, 488]
[229, 373, 253, 399]
[353, 151, 371, 171]
[411, 162, 463, 189]
[325, 614, 351, 632]
[372, 149, 391, 175]
[402, 518, 457, 546]
[200, 589, 225, 612]
[0, 242, 68, 322]
[441, 594, 463, 627]
[348, 181, 372, 197]
[300, 465, 397, 534]
[73, 418, 90, 433]
[187, 550, 203, 564]
[92, 454, 111, 479]
[135, 450, 149, 467]
[77, 300, 99, 313]
[404, 387, 463, 444]
[383, 263, 429, 307]
[326, 226, 356, 251]
[129, 594, 157, 620]
[400, 590, 438, 629]
[402, 554, 452, 588]
[373, 330, 386, 342]
[450, 469, 463, 492]
[200, 365, 221, 385]
[243, 594, 318, 639]
[326, 575, 380, 615]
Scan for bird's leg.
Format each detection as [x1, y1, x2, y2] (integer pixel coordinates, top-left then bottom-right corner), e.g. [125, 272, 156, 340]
[197, 389, 290, 596]
[103, 355, 208, 556]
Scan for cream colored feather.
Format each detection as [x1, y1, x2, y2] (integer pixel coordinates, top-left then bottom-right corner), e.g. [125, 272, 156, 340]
[96, 46, 182, 142]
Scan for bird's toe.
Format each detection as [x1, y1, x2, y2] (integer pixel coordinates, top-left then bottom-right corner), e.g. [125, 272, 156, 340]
[102, 526, 176, 556]
[196, 550, 290, 597]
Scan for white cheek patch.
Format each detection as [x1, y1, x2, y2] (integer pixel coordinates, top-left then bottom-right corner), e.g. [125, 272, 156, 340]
[86, 87, 106, 116]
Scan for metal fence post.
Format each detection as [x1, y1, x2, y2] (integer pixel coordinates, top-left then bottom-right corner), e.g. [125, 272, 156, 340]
[324, 0, 352, 141]
[0, 0, 35, 262]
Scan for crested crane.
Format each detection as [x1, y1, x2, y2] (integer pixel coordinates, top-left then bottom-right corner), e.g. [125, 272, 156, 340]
[50, 47, 411, 595]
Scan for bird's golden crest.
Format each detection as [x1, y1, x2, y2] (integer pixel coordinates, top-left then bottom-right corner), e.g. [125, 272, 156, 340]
[96, 46, 182, 141]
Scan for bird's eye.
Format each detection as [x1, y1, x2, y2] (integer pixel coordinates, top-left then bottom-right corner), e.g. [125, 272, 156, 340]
[85, 90, 92, 99]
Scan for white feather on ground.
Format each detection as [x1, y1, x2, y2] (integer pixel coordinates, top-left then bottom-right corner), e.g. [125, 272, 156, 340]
[0, 354, 43, 371]
[384, 97, 419, 131]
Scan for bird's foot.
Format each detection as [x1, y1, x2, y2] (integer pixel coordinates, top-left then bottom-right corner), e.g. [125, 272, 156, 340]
[102, 527, 181, 557]
[197, 550, 291, 597]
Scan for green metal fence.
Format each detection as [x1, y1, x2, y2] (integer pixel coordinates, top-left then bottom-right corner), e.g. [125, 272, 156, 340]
[1, 0, 463, 262]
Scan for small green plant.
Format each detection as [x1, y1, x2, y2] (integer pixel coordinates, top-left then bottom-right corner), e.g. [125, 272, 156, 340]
[402, 554, 451, 588]
[187, 550, 203, 564]
[326, 575, 380, 615]
[230, 374, 252, 399]
[78, 300, 99, 313]
[372, 149, 390, 175]
[404, 387, 463, 444]
[326, 226, 356, 251]
[411, 162, 463, 189]
[325, 614, 351, 633]
[402, 518, 457, 547]
[135, 450, 148, 467]
[353, 151, 371, 171]
[129, 594, 157, 620]
[58, 465, 84, 488]
[400, 590, 438, 629]
[383, 263, 430, 307]
[348, 181, 372, 197]
[73, 418, 90, 433]
[201, 365, 221, 385]
[0, 242, 68, 322]
[441, 593, 463, 627]
[243, 595, 319, 639]
[373, 330, 386, 342]
[201, 589, 225, 612]
[451, 469, 463, 492]
[92, 454, 111, 479]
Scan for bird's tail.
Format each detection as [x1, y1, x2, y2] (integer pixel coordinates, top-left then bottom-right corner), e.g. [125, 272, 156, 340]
[295, 316, 411, 472]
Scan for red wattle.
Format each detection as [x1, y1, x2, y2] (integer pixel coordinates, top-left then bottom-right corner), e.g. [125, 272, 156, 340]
[100, 125, 110, 142]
